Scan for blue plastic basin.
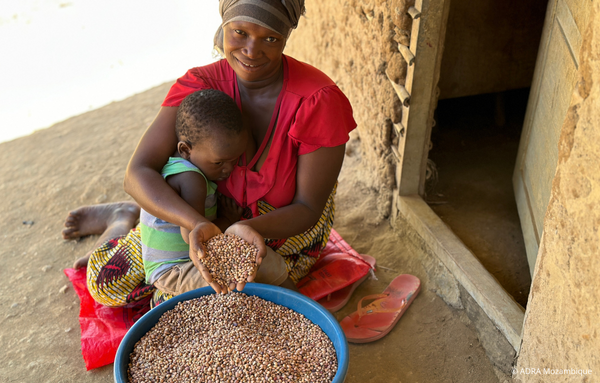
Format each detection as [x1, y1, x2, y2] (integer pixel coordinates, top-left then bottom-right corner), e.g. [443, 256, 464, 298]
[114, 283, 349, 382]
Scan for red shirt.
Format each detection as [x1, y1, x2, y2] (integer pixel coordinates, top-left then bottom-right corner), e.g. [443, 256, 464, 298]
[162, 55, 356, 217]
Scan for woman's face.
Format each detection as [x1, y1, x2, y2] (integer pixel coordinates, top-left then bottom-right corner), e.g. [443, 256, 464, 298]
[223, 21, 286, 83]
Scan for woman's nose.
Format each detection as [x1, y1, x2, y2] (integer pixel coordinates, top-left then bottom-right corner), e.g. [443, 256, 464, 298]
[242, 38, 260, 59]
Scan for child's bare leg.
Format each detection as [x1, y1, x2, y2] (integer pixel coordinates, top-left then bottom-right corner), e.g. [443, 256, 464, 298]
[63, 202, 140, 269]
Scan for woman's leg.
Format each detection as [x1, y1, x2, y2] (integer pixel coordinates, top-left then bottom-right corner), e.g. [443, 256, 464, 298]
[63, 202, 140, 269]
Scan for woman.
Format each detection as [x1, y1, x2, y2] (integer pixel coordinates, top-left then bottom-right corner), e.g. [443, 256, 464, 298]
[63, 0, 356, 306]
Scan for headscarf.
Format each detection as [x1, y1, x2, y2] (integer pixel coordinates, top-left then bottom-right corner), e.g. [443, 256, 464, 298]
[214, 0, 305, 52]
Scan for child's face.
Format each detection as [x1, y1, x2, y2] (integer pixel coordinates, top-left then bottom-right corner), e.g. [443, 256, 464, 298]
[181, 130, 248, 182]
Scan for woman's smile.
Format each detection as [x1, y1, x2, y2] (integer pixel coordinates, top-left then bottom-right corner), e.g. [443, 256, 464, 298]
[234, 55, 265, 70]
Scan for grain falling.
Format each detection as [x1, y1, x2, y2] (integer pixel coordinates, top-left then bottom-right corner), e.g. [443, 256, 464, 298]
[202, 233, 258, 287]
[128, 293, 338, 383]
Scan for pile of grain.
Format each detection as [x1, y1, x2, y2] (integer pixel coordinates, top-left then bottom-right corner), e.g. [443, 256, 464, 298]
[202, 234, 258, 287]
[128, 293, 338, 383]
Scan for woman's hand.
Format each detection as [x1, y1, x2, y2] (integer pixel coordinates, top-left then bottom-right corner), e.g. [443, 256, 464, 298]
[225, 222, 268, 292]
[187, 221, 228, 294]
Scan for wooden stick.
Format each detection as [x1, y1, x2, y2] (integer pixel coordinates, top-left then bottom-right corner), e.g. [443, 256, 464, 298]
[392, 82, 411, 107]
[386, 70, 411, 107]
[407, 6, 421, 19]
[391, 145, 401, 162]
[393, 122, 406, 137]
[398, 43, 415, 66]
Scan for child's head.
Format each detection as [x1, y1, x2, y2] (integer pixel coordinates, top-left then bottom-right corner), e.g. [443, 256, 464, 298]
[176, 89, 247, 181]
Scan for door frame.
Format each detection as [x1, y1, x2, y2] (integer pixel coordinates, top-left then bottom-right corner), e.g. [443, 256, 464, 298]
[389, 0, 525, 351]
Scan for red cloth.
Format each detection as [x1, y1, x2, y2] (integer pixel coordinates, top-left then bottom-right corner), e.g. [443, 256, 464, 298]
[64, 229, 370, 370]
[162, 56, 357, 217]
[297, 229, 374, 301]
[64, 268, 151, 370]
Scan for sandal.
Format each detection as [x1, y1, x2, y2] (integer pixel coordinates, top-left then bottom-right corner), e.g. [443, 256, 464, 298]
[340, 274, 420, 343]
[318, 255, 376, 313]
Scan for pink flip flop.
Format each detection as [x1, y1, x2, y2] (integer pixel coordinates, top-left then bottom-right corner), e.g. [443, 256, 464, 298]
[318, 255, 376, 313]
[340, 274, 420, 343]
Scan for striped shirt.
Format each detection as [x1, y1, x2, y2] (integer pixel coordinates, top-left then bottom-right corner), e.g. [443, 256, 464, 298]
[141, 157, 217, 284]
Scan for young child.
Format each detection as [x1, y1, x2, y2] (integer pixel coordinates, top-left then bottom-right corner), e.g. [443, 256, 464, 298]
[140, 89, 247, 299]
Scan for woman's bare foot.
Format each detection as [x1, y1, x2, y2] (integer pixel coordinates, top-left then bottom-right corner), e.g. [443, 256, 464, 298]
[62, 202, 140, 240]
[64, 202, 141, 269]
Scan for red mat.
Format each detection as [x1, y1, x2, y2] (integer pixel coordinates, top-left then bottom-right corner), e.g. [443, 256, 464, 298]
[64, 268, 151, 370]
[64, 229, 372, 370]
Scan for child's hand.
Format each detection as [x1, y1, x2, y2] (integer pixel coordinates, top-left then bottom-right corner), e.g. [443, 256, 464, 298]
[225, 222, 267, 292]
[187, 221, 228, 294]
[218, 194, 244, 225]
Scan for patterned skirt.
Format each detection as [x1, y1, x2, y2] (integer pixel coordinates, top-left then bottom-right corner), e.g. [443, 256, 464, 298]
[86, 227, 154, 307]
[86, 186, 336, 307]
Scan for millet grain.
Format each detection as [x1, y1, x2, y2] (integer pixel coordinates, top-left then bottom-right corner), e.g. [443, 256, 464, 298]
[128, 293, 337, 383]
[202, 233, 258, 287]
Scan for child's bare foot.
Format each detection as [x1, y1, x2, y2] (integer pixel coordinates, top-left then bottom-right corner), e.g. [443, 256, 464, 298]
[73, 251, 93, 269]
[62, 202, 140, 240]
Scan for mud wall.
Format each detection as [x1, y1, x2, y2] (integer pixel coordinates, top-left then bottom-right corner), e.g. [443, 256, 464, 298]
[515, 3, 600, 381]
[285, 0, 414, 219]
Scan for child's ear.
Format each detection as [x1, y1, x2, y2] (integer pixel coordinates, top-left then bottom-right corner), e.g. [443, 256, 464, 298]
[177, 141, 192, 160]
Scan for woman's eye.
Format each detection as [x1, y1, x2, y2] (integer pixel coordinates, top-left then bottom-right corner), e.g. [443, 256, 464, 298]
[214, 162, 223, 166]
[266, 36, 277, 43]
[234, 29, 245, 35]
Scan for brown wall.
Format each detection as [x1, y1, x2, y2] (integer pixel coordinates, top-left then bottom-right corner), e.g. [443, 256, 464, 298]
[515, 3, 600, 380]
[286, 0, 415, 218]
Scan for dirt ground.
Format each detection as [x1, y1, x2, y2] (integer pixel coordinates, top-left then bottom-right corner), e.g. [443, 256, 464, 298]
[0, 82, 505, 382]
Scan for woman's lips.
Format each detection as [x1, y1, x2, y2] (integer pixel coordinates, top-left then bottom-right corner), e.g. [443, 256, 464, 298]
[235, 56, 264, 71]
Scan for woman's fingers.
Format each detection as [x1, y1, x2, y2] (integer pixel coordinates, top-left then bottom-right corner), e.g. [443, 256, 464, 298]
[228, 282, 237, 292]
[236, 281, 247, 291]
[188, 240, 208, 275]
[190, 222, 268, 293]
[188, 221, 226, 293]
[189, 243, 218, 290]
[189, 222, 221, 256]
[226, 223, 267, 263]
[225, 223, 267, 285]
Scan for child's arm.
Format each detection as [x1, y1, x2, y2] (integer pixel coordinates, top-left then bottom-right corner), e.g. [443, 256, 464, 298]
[212, 194, 244, 232]
[167, 171, 227, 293]
[165, 172, 214, 244]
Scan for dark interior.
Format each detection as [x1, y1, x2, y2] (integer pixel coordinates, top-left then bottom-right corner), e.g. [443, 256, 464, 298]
[427, 89, 532, 307]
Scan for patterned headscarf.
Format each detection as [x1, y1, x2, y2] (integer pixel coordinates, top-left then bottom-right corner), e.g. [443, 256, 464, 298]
[214, 0, 305, 51]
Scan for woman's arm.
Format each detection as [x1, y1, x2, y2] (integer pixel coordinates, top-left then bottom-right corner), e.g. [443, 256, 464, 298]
[232, 144, 346, 239]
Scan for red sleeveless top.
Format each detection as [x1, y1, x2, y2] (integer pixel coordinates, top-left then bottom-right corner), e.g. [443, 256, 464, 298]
[162, 55, 356, 218]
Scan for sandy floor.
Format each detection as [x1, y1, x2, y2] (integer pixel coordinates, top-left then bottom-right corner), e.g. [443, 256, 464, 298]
[0, 83, 503, 382]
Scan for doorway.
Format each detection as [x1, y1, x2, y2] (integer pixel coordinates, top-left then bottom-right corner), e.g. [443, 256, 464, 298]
[425, 0, 548, 308]
[427, 90, 531, 307]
